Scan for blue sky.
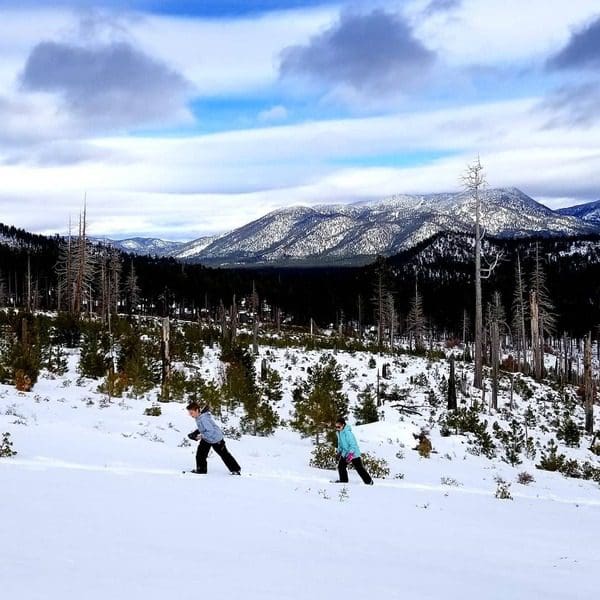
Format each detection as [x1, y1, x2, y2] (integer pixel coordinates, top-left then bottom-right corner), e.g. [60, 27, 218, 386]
[0, 0, 599, 240]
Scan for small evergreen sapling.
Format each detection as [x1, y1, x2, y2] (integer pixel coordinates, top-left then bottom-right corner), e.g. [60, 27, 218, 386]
[352, 386, 379, 425]
[0, 432, 17, 457]
[494, 476, 513, 500]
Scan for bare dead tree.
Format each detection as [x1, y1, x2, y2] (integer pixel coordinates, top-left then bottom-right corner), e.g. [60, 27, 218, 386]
[384, 291, 397, 349]
[372, 256, 389, 351]
[124, 260, 140, 315]
[447, 354, 457, 410]
[487, 291, 507, 410]
[407, 279, 426, 352]
[530, 290, 542, 380]
[462, 157, 486, 387]
[529, 244, 556, 380]
[512, 252, 528, 374]
[108, 249, 122, 315]
[161, 316, 171, 400]
[0, 269, 6, 307]
[55, 218, 74, 312]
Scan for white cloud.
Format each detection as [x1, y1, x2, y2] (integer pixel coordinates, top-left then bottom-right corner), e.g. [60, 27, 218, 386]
[408, 0, 599, 66]
[129, 7, 338, 96]
[2, 95, 600, 238]
[258, 105, 288, 122]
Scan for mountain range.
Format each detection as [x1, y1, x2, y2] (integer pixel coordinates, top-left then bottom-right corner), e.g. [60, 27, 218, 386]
[97, 188, 600, 267]
[557, 199, 600, 224]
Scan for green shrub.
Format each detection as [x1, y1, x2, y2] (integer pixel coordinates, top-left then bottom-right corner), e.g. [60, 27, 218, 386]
[536, 439, 565, 472]
[0, 432, 17, 457]
[359, 452, 390, 479]
[441, 403, 496, 458]
[557, 415, 580, 448]
[309, 444, 337, 470]
[144, 405, 162, 417]
[581, 461, 600, 483]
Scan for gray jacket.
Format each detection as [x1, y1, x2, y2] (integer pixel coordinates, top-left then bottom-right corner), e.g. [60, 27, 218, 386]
[195, 410, 224, 444]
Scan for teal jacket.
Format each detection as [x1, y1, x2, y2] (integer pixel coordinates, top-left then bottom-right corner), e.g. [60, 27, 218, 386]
[336, 424, 361, 459]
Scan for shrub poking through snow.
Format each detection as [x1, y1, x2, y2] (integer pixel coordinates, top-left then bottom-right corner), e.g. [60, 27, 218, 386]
[517, 472, 535, 485]
[494, 477, 513, 500]
[413, 430, 433, 458]
[440, 476, 462, 487]
[0, 432, 17, 457]
[359, 452, 390, 479]
[440, 403, 496, 458]
[144, 405, 162, 417]
[309, 443, 337, 470]
[338, 486, 349, 502]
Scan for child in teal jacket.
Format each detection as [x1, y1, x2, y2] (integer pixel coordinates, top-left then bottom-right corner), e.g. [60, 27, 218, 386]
[334, 417, 373, 485]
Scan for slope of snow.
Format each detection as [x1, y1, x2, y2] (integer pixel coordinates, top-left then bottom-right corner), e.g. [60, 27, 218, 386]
[1, 347, 599, 600]
[558, 199, 600, 225]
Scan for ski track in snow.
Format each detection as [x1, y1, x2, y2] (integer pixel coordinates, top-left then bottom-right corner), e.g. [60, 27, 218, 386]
[4, 456, 600, 507]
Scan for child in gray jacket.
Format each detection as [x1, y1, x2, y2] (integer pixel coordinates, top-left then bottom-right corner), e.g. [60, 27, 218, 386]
[186, 401, 241, 475]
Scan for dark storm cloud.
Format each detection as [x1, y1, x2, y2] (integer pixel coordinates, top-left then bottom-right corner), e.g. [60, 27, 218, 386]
[541, 82, 600, 128]
[20, 40, 191, 129]
[547, 15, 600, 70]
[279, 10, 435, 93]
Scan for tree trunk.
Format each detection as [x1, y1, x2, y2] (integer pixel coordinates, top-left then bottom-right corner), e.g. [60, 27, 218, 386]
[530, 291, 542, 380]
[447, 355, 457, 410]
[584, 333, 594, 435]
[161, 317, 171, 400]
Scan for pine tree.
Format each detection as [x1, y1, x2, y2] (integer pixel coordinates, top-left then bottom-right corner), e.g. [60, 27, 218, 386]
[10, 313, 41, 391]
[240, 365, 282, 436]
[79, 323, 110, 379]
[353, 385, 379, 425]
[291, 354, 349, 444]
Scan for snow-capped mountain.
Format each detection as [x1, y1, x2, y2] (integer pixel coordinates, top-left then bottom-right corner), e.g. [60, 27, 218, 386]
[171, 235, 222, 260]
[557, 199, 600, 225]
[91, 237, 184, 257]
[183, 188, 598, 266]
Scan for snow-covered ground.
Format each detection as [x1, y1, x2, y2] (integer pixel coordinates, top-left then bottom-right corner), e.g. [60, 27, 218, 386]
[1, 347, 599, 600]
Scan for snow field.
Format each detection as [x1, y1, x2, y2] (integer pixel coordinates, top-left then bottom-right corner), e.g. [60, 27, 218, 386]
[1, 346, 599, 599]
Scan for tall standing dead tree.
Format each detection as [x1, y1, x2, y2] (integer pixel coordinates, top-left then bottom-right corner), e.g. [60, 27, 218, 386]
[462, 158, 501, 389]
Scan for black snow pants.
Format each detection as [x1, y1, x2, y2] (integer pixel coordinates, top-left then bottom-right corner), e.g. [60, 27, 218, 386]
[196, 439, 241, 474]
[337, 456, 373, 485]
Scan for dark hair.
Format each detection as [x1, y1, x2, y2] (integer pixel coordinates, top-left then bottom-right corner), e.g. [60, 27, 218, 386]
[335, 416, 346, 426]
[186, 401, 200, 411]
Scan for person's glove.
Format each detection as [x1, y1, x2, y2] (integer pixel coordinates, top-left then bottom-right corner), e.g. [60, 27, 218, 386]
[188, 431, 200, 441]
[346, 452, 355, 463]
